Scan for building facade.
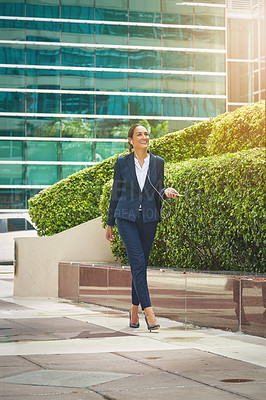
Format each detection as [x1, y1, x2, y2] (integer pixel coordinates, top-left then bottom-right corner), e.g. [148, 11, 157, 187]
[0, 0, 264, 212]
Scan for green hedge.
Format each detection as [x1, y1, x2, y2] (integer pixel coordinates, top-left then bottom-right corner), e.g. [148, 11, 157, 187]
[100, 148, 266, 273]
[207, 100, 265, 155]
[29, 101, 265, 237]
[28, 152, 126, 236]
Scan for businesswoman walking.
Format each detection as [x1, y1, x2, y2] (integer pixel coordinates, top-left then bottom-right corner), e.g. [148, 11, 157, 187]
[106, 124, 179, 331]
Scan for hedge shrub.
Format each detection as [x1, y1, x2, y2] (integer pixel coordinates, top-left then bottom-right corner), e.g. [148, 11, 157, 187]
[207, 100, 265, 155]
[29, 101, 265, 237]
[100, 148, 266, 273]
[28, 152, 126, 236]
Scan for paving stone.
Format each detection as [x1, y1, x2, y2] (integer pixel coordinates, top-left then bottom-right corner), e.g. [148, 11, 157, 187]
[24, 352, 157, 374]
[0, 369, 133, 388]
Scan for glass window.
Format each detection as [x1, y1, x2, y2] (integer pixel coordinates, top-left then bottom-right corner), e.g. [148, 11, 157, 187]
[129, 26, 161, 47]
[0, 19, 25, 40]
[0, 189, 26, 210]
[0, 67, 25, 89]
[27, 141, 60, 161]
[167, 119, 196, 133]
[61, 0, 94, 19]
[0, 45, 25, 64]
[163, 51, 194, 71]
[129, 50, 161, 70]
[0, 1, 25, 17]
[195, 53, 225, 73]
[0, 140, 25, 160]
[130, 96, 161, 116]
[61, 118, 94, 138]
[129, 72, 161, 93]
[26, 92, 60, 114]
[0, 92, 25, 113]
[195, 75, 225, 96]
[195, 6, 225, 27]
[96, 95, 128, 115]
[95, 24, 128, 46]
[0, 117, 25, 137]
[95, 0, 128, 22]
[162, 28, 193, 48]
[62, 141, 94, 162]
[163, 97, 194, 118]
[96, 118, 129, 139]
[96, 141, 127, 162]
[62, 165, 87, 179]
[26, 21, 60, 42]
[129, 0, 160, 23]
[26, 45, 60, 66]
[61, 22, 94, 44]
[61, 47, 94, 67]
[96, 49, 128, 69]
[0, 164, 25, 185]
[26, 118, 60, 137]
[163, 74, 193, 94]
[27, 165, 60, 185]
[195, 98, 225, 118]
[162, 2, 193, 25]
[61, 94, 94, 114]
[27, 68, 60, 90]
[195, 29, 225, 50]
[96, 71, 128, 92]
[26, 0, 60, 18]
[228, 62, 252, 103]
[61, 70, 94, 91]
[228, 19, 252, 60]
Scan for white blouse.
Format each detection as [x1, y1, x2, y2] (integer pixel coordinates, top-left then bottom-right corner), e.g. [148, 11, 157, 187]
[134, 154, 150, 191]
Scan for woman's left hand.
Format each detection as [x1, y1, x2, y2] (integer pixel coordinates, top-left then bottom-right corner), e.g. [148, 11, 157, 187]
[164, 187, 180, 198]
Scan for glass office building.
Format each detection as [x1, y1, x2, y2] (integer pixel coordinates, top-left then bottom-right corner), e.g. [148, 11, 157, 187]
[0, 0, 264, 212]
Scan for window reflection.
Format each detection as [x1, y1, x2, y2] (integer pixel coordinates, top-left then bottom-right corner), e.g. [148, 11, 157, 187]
[26, 46, 60, 66]
[129, 73, 161, 93]
[27, 69, 60, 90]
[129, 26, 161, 47]
[129, 50, 161, 70]
[129, 0, 161, 23]
[95, 0, 128, 21]
[0, 164, 25, 185]
[26, 21, 60, 42]
[26, 118, 60, 138]
[62, 141, 94, 162]
[61, 22, 94, 44]
[0, 189, 25, 209]
[61, 70, 94, 91]
[0, 67, 25, 89]
[62, 94, 94, 114]
[27, 165, 60, 185]
[0, 92, 24, 113]
[95, 24, 128, 46]
[61, 48, 94, 67]
[0, 19, 25, 41]
[0, 117, 25, 137]
[96, 71, 128, 92]
[27, 141, 59, 161]
[96, 49, 128, 69]
[0, 141, 25, 161]
[130, 96, 161, 116]
[96, 95, 128, 115]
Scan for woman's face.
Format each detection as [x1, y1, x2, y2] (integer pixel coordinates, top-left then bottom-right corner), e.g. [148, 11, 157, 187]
[130, 125, 149, 151]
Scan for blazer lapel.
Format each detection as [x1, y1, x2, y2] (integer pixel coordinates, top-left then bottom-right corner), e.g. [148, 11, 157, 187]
[143, 152, 156, 190]
[126, 152, 139, 190]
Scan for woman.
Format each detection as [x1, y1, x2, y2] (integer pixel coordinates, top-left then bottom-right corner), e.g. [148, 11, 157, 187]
[106, 124, 179, 331]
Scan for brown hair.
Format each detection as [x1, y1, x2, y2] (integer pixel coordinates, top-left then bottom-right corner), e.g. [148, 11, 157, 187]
[127, 124, 143, 152]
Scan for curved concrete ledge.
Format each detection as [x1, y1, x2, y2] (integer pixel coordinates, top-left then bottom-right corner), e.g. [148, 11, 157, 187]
[14, 217, 117, 297]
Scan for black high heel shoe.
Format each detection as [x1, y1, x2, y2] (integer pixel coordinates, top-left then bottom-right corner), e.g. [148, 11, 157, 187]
[129, 310, 139, 328]
[145, 315, 160, 332]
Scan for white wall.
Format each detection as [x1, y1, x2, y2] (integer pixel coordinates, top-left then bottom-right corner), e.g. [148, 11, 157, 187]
[14, 217, 116, 297]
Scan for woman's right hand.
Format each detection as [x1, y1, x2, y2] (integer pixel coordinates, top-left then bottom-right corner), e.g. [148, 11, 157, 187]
[106, 225, 115, 242]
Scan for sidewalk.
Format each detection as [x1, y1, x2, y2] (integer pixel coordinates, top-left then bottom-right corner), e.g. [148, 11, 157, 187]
[0, 266, 266, 400]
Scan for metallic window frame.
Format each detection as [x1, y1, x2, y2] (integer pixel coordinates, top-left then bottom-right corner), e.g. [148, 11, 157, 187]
[0, 112, 209, 121]
[0, 40, 226, 54]
[0, 137, 128, 142]
[0, 64, 227, 77]
[0, 88, 226, 99]
[0, 16, 226, 31]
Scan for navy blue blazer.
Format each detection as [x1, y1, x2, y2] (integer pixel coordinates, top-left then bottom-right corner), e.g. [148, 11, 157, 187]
[107, 152, 166, 226]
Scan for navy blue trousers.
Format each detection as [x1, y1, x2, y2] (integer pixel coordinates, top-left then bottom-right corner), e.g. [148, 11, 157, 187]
[116, 212, 158, 310]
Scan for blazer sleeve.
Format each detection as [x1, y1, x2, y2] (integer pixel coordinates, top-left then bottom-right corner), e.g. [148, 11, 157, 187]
[156, 156, 167, 200]
[107, 158, 122, 226]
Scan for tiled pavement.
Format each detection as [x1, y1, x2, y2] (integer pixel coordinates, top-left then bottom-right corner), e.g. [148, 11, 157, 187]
[0, 266, 266, 400]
